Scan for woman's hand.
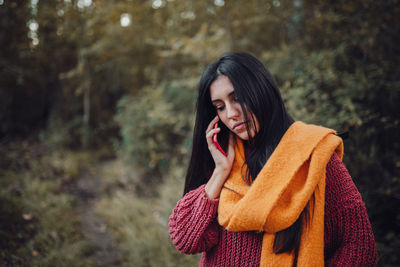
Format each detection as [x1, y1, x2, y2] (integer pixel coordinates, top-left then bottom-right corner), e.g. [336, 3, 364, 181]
[204, 116, 235, 199]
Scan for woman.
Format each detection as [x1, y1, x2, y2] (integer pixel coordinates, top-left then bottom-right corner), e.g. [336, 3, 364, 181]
[168, 52, 377, 266]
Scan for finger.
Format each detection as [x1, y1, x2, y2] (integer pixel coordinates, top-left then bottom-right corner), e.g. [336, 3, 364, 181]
[206, 128, 221, 146]
[206, 115, 219, 134]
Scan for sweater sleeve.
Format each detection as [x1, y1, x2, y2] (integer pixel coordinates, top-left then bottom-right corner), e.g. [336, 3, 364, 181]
[168, 184, 220, 254]
[324, 153, 378, 267]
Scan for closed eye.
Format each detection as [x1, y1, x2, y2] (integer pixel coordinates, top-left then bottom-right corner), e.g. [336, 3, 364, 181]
[215, 105, 225, 111]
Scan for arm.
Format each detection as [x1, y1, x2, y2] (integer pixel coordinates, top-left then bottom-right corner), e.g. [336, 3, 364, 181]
[325, 153, 378, 266]
[168, 184, 220, 254]
[169, 116, 235, 254]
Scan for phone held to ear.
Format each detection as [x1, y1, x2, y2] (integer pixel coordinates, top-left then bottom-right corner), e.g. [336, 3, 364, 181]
[213, 121, 228, 157]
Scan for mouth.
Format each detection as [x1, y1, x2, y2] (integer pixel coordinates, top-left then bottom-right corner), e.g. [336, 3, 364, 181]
[233, 122, 246, 131]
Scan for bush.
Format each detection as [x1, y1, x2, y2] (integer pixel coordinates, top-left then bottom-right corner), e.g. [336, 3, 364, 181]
[115, 83, 196, 188]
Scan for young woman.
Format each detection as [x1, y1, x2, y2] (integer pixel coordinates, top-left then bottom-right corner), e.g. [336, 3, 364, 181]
[169, 52, 378, 266]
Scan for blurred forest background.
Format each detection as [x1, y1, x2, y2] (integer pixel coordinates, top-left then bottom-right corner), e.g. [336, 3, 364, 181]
[1, 0, 399, 266]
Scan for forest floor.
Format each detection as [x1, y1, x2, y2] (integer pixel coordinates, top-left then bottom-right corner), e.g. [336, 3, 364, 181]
[0, 139, 123, 266]
[65, 161, 121, 266]
[0, 139, 198, 266]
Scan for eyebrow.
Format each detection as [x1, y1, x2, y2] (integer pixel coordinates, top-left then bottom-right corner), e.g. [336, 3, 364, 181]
[211, 91, 236, 103]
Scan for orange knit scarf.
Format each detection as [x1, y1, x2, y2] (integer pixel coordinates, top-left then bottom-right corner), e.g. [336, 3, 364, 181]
[218, 121, 343, 266]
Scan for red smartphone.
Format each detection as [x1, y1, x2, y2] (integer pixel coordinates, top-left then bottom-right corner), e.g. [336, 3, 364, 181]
[212, 121, 227, 157]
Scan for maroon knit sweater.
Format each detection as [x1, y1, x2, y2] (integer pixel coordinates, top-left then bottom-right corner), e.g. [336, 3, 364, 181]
[169, 153, 378, 266]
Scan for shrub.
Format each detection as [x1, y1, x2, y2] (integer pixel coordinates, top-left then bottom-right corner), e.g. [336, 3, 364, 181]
[115, 83, 196, 188]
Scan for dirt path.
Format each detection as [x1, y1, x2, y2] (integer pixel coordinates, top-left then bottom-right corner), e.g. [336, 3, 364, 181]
[68, 166, 121, 267]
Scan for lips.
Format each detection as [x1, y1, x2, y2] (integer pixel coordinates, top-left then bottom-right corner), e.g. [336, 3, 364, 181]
[233, 122, 246, 131]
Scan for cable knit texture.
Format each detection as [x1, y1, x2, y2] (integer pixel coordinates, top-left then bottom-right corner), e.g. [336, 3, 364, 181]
[169, 153, 378, 266]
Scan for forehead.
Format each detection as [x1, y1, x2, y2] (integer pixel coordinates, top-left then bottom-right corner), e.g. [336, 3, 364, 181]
[209, 75, 235, 100]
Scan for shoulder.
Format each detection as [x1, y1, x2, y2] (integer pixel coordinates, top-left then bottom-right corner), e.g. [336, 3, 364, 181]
[325, 153, 362, 207]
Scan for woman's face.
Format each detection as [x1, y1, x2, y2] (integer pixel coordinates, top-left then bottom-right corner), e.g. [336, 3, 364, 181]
[209, 75, 259, 141]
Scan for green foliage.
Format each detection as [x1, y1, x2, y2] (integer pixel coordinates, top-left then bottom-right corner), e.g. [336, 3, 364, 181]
[0, 143, 96, 266]
[263, 47, 360, 129]
[115, 83, 195, 184]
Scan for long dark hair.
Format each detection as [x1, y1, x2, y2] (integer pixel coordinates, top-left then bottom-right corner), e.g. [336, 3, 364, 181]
[184, 52, 307, 254]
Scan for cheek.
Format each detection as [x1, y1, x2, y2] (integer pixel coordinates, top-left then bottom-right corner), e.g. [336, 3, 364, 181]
[217, 111, 230, 128]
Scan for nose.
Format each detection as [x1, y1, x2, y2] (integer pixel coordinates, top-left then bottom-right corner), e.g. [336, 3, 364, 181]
[226, 103, 240, 119]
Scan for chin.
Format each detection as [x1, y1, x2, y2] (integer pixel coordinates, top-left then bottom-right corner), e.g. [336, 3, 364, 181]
[236, 132, 250, 141]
